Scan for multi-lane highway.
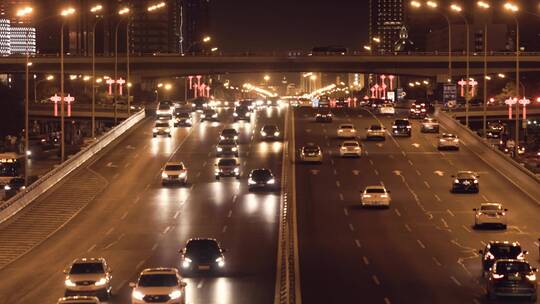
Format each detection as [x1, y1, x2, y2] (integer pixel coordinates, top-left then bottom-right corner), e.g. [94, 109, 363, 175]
[0, 106, 286, 303]
[295, 106, 540, 304]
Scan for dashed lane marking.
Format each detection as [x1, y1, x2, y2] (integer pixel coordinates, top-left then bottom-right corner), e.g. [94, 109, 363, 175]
[408, 160, 414, 166]
[362, 256, 370, 265]
[416, 170, 421, 176]
[441, 218, 449, 228]
[227, 210, 233, 218]
[481, 194, 489, 202]
[87, 244, 97, 252]
[152, 243, 159, 251]
[374, 169, 379, 176]
[105, 227, 115, 236]
[404, 224, 412, 232]
[372, 275, 381, 286]
[348, 223, 355, 231]
[222, 225, 228, 233]
[384, 298, 391, 304]
[343, 208, 349, 216]
[173, 211, 181, 219]
[339, 193, 344, 201]
[355, 239, 362, 248]
[136, 260, 145, 269]
[197, 280, 205, 289]
[162, 226, 171, 234]
[368, 159, 374, 166]
[462, 225, 471, 233]
[394, 209, 401, 217]
[432, 257, 442, 267]
[336, 181, 341, 188]
[417, 240, 426, 249]
[434, 194, 442, 202]
[450, 276, 462, 286]
[121, 211, 129, 220]
[424, 181, 431, 189]
[447, 209, 455, 217]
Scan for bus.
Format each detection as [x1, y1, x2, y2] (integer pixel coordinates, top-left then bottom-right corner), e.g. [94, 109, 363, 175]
[0, 152, 22, 185]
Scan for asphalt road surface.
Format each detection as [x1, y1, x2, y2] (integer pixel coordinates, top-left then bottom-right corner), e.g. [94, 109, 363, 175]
[0, 106, 286, 304]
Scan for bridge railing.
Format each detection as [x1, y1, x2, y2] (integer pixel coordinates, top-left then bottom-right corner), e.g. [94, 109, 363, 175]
[0, 108, 146, 224]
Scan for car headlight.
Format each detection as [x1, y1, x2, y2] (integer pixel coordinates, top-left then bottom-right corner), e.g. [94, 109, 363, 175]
[355, 147, 360, 150]
[26, 150, 31, 156]
[453, 139, 459, 143]
[191, 103, 196, 107]
[217, 147, 223, 152]
[492, 273, 504, 279]
[95, 277, 107, 286]
[212, 114, 218, 118]
[215, 168, 220, 173]
[392, 126, 397, 129]
[248, 178, 256, 185]
[153, 128, 158, 132]
[232, 147, 238, 151]
[439, 139, 445, 142]
[169, 290, 182, 300]
[234, 167, 239, 172]
[233, 112, 238, 117]
[165, 128, 171, 133]
[454, 179, 460, 183]
[381, 194, 388, 198]
[132, 290, 145, 300]
[179, 172, 187, 178]
[267, 178, 275, 184]
[517, 252, 526, 260]
[406, 126, 412, 129]
[220, 136, 225, 140]
[215, 257, 225, 267]
[182, 258, 192, 268]
[363, 194, 372, 198]
[261, 132, 267, 136]
[485, 252, 495, 260]
[162, 172, 168, 178]
[65, 279, 76, 287]
[4, 185, 11, 191]
[527, 274, 537, 281]
[274, 132, 280, 136]
[201, 114, 206, 118]
[245, 113, 250, 117]
[473, 179, 478, 184]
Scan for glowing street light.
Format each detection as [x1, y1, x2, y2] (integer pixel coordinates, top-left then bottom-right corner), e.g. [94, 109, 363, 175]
[410, 1, 421, 8]
[203, 36, 211, 43]
[210, 47, 218, 52]
[477, 1, 490, 9]
[164, 83, 172, 91]
[61, 7, 76, 17]
[118, 7, 130, 15]
[427, 1, 438, 8]
[450, 4, 462, 12]
[148, 2, 166, 12]
[264, 75, 270, 82]
[504, 2, 518, 13]
[90, 5, 103, 13]
[372, 37, 381, 43]
[16, 6, 33, 17]
[363, 45, 372, 51]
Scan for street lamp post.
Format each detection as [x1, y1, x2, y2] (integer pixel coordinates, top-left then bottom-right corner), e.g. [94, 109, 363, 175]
[450, 4, 470, 127]
[60, 8, 75, 163]
[90, 4, 103, 138]
[504, 2, 520, 156]
[478, 1, 490, 139]
[17, 6, 33, 185]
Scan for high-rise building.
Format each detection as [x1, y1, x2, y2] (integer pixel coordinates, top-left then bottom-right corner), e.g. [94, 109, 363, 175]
[131, 0, 182, 54]
[182, 0, 210, 53]
[0, 0, 35, 55]
[369, 0, 405, 53]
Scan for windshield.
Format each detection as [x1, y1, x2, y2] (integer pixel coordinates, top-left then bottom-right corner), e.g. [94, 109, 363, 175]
[263, 126, 277, 132]
[366, 188, 385, 194]
[252, 170, 272, 179]
[186, 240, 220, 255]
[495, 261, 531, 274]
[218, 159, 237, 166]
[370, 125, 382, 130]
[394, 120, 409, 126]
[222, 129, 237, 135]
[156, 123, 169, 128]
[158, 104, 170, 110]
[70, 262, 104, 274]
[340, 125, 354, 129]
[344, 142, 358, 147]
[165, 165, 184, 171]
[481, 205, 501, 211]
[490, 245, 522, 258]
[138, 274, 178, 287]
[303, 147, 320, 153]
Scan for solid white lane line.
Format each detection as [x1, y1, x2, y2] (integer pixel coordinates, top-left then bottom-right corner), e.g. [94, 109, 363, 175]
[450, 276, 462, 286]
[372, 275, 380, 285]
[417, 240, 426, 249]
[462, 225, 471, 233]
[339, 193, 344, 201]
[394, 209, 401, 217]
[87, 244, 97, 252]
[362, 256, 370, 265]
[222, 225, 228, 233]
[105, 227, 114, 236]
[113, 173, 119, 179]
[447, 209, 455, 217]
[348, 223, 355, 231]
[162, 226, 171, 234]
[173, 211, 181, 219]
[355, 239, 362, 248]
[121, 211, 129, 220]
[416, 170, 421, 176]
[152, 243, 159, 251]
[336, 181, 341, 188]
[196, 172, 201, 178]
[404, 224, 412, 232]
[434, 194, 442, 202]
[432, 257, 442, 267]
[343, 208, 349, 216]
[227, 210, 233, 218]
[424, 181, 431, 189]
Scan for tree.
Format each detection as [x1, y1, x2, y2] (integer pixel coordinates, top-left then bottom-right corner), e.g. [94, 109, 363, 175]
[493, 82, 517, 105]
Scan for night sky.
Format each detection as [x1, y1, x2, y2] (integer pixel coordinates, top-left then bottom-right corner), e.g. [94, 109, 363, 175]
[209, 0, 370, 53]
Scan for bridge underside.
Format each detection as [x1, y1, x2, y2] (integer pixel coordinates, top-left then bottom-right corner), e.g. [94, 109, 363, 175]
[2, 55, 539, 79]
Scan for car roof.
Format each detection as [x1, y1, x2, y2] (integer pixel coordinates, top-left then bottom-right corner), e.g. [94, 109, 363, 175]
[71, 258, 106, 265]
[442, 133, 457, 137]
[250, 168, 272, 173]
[140, 267, 179, 275]
[222, 128, 238, 132]
[187, 237, 219, 244]
[165, 161, 184, 167]
[342, 140, 359, 145]
[302, 144, 320, 148]
[488, 241, 521, 247]
[481, 202, 502, 208]
[57, 296, 100, 304]
[339, 124, 354, 127]
[456, 170, 476, 177]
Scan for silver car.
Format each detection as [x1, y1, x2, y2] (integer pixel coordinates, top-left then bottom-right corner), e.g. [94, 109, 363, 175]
[474, 202, 508, 229]
[161, 162, 188, 185]
[366, 124, 386, 140]
[57, 296, 100, 304]
[64, 258, 112, 300]
[438, 133, 459, 150]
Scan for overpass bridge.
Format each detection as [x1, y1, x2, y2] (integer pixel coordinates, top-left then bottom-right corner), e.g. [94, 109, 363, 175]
[1, 52, 539, 78]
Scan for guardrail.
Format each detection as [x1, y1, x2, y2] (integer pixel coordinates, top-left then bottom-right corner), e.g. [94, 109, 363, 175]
[435, 108, 540, 205]
[0, 109, 146, 224]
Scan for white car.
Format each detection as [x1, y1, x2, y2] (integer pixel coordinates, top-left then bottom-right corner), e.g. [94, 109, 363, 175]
[64, 258, 112, 300]
[379, 104, 395, 115]
[161, 162, 188, 185]
[366, 124, 386, 140]
[361, 185, 391, 208]
[438, 133, 460, 150]
[474, 202, 508, 229]
[57, 296, 101, 304]
[130, 268, 186, 304]
[156, 103, 173, 116]
[339, 141, 362, 157]
[300, 144, 323, 163]
[421, 117, 439, 133]
[153, 120, 172, 138]
[337, 124, 357, 138]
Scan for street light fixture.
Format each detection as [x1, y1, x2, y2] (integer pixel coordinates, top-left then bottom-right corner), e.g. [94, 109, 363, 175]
[148, 2, 166, 12]
[203, 36, 211, 43]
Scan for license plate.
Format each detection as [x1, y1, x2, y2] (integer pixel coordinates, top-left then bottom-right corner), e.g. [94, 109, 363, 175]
[198, 265, 210, 270]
